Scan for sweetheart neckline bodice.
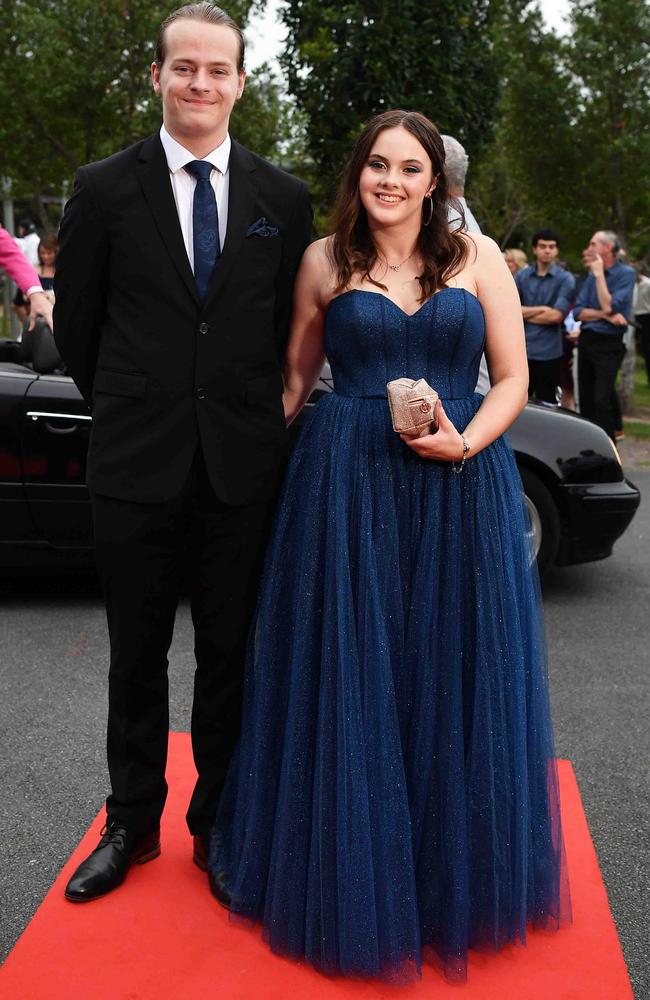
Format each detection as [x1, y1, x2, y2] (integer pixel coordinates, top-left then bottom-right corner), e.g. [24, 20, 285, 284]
[327, 285, 483, 320]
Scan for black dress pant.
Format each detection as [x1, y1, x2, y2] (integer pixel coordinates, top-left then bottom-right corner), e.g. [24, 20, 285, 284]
[92, 451, 275, 839]
[577, 327, 626, 440]
[527, 357, 561, 404]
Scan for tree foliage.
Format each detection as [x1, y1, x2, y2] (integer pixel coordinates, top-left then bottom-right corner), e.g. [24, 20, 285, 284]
[1, 0, 647, 259]
[469, 0, 650, 263]
[469, 3, 579, 250]
[279, 0, 502, 221]
[568, 0, 650, 249]
[0, 0, 282, 223]
[231, 61, 286, 157]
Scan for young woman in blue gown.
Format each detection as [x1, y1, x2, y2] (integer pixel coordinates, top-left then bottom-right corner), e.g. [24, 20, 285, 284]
[209, 110, 571, 983]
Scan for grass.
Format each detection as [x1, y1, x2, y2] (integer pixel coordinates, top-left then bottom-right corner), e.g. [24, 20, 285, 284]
[621, 421, 650, 440]
[621, 354, 650, 439]
[629, 356, 650, 412]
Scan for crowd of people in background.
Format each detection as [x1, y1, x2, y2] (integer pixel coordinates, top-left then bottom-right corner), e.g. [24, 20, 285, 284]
[446, 133, 644, 443]
[0, 187, 648, 444]
[504, 228, 638, 443]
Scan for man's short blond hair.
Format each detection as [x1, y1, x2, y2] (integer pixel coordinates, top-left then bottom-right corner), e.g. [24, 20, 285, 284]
[154, 3, 245, 71]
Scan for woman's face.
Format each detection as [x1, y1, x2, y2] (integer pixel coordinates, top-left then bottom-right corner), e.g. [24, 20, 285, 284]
[39, 246, 56, 267]
[504, 253, 517, 274]
[358, 126, 435, 230]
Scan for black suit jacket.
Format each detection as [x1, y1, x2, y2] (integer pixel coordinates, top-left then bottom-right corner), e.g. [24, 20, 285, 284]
[53, 133, 312, 506]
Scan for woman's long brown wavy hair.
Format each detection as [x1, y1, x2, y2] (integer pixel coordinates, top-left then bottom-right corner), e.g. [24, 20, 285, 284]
[328, 110, 470, 303]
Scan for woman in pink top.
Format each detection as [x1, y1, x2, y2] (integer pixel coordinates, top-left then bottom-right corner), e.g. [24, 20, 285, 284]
[0, 226, 53, 329]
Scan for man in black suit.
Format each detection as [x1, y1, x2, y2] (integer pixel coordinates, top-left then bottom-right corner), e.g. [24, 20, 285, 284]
[54, 2, 312, 902]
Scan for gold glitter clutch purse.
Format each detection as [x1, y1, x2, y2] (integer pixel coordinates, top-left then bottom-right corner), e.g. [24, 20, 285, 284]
[387, 378, 439, 436]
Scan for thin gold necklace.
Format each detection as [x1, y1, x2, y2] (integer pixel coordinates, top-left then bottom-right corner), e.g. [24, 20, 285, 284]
[379, 249, 417, 272]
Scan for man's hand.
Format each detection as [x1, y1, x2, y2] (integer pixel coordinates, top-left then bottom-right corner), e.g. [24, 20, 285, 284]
[27, 291, 54, 331]
[583, 248, 613, 311]
[609, 312, 628, 327]
[588, 254, 605, 277]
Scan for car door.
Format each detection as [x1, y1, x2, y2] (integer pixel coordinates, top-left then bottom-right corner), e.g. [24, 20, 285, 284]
[21, 373, 93, 546]
[0, 364, 41, 544]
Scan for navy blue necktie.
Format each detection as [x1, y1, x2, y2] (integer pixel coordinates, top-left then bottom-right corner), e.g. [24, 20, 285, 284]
[184, 159, 221, 300]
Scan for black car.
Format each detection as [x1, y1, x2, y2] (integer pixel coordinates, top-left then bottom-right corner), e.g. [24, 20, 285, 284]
[0, 329, 640, 576]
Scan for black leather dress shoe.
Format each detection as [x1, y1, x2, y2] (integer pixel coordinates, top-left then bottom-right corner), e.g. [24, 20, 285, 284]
[192, 833, 209, 872]
[65, 820, 160, 902]
[192, 834, 231, 909]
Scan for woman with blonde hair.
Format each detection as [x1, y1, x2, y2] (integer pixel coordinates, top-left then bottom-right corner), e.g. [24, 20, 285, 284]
[504, 246, 528, 273]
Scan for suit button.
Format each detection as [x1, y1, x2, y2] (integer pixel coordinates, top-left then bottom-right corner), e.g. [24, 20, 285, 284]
[196, 388, 207, 400]
[199, 322, 209, 335]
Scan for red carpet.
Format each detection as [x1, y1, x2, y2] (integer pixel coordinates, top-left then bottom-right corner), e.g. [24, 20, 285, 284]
[2, 733, 633, 999]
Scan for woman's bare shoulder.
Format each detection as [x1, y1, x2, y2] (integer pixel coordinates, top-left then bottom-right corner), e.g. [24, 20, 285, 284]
[300, 237, 333, 279]
[302, 236, 332, 264]
[458, 231, 502, 263]
[447, 233, 505, 295]
[298, 237, 338, 304]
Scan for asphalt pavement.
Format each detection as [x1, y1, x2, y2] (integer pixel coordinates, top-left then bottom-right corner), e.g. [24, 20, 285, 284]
[1, 470, 648, 997]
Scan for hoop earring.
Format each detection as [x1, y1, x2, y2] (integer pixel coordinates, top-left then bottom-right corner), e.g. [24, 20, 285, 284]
[422, 194, 433, 227]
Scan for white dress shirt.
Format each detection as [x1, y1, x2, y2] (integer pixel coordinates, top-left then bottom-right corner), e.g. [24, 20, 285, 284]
[17, 232, 41, 267]
[633, 274, 650, 317]
[445, 198, 490, 394]
[446, 197, 481, 235]
[159, 125, 230, 270]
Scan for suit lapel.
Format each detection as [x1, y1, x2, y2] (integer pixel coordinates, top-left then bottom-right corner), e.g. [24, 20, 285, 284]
[135, 134, 199, 305]
[203, 140, 258, 310]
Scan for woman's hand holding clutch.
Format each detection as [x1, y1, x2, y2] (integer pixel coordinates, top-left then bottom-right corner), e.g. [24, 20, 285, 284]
[400, 400, 467, 463]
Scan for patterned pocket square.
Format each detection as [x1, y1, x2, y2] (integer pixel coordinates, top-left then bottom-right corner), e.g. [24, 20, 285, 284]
[246, 217, 279, 238]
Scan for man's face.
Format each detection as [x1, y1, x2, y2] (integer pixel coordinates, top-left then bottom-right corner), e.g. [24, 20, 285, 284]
[151, 19, 245, 146]
[533, 239, 558, 266]
[585, 232, 613, 262]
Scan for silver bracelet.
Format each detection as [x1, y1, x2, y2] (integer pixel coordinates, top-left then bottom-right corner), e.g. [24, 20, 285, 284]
[452, 434, 470, 474]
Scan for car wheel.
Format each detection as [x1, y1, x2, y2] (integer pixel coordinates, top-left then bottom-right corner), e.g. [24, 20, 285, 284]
[518, 466, 561, 576]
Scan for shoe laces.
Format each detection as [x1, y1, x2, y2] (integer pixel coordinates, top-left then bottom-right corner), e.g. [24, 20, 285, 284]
[98, 820, 128, 848]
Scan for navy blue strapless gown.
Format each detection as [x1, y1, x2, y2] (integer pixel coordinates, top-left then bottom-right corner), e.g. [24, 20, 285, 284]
[210, 288, 571, 983]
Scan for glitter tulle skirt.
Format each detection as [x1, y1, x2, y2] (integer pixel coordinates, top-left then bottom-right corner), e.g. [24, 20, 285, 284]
[209, 388, 571, 983]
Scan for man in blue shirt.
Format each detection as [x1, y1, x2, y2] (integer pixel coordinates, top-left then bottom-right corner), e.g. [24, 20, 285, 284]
[514, 229, 575, 403]
[573, 231, 635, 440]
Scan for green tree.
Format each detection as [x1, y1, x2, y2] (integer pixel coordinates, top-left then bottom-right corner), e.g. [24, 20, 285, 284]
[469, 0, 650, 263]
[567, 0, 650, 253]
[279, 0, 503, 224]
[231, 62, 286, 159]
[0, 0, 166, 203]
[469, 2, 580, 255]
[0, 0, 282, 226]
